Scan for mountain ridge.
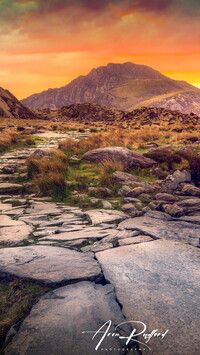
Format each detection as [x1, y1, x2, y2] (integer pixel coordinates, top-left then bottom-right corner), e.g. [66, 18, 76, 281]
[0, 87, 39, 119]
[21, 62, 200, 115]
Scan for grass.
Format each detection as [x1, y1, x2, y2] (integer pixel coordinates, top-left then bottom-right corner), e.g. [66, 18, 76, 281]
[0, 280, 51, 351]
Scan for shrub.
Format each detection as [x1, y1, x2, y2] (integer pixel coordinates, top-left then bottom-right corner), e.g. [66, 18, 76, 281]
[144, 149, 182, 170]
[178, 151, 200, 181]
[34, 172, 66, 198]
[27, 148, 68, 197]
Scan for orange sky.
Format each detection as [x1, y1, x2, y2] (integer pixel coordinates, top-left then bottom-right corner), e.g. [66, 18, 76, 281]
[0, 0, 200, 99]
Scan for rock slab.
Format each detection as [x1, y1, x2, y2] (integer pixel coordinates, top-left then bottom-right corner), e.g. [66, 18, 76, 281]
[118, 213, 200, 247]
[96, 240, 200, 355]
[0, 246, 102, 285]
[5, 282, 135, 355]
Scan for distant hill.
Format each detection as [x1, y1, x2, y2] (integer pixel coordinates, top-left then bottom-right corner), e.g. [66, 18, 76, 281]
[38, 103, 200, 128]
[0, 87, 39, 119]
[21, 62, 200, 115]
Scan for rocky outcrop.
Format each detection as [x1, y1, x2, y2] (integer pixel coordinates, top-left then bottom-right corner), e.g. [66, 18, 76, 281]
[21, 62, 200, 115]
[82, 146, 156, 169]
[0, 87, 39, 119]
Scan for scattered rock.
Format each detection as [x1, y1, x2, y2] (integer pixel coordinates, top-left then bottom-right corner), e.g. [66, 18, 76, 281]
[181, 184, 200, 196]
[102, 200, 113, 209]
[88, 186, 112, 197]
[161, 170, 191, 192]
[118, 185, 145, 197]
[162, 203, 184, 217]
[154, 193, 178, 202]
[112, 170, 139, 185]
[177, 198, 200, 214]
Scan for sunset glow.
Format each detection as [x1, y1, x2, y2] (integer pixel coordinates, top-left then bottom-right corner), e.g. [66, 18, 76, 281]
[0, 0, 200, 99]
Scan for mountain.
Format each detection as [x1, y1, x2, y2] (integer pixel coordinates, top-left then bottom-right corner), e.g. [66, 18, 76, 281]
[21, 62, 200, 115]
[0, 87, 39, 119]
[38, 103, 200, 128]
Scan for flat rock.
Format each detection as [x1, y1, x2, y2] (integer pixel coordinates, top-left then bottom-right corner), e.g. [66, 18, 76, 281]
[82, 146, 156, 169]
[0, 246, 102, 285]
[118, 213, 200, 247]
[5, 282, 135, 355]
[0, 203, 13, 211]
[0, 215, 25, 227]
[118, 235, 153, 246]
[86, 209, 127, 225]
[40, 227, 117, 241]
[96, 240, 200, 355]
[0, 225, 33, 245]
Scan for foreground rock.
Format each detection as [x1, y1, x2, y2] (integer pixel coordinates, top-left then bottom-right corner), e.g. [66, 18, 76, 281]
[82, 147, 156, 169]
[5, 282, 136, 355]
[96, 240, 200, 355]
[118, 212, 200, 247]
[0, 246, 102, 285]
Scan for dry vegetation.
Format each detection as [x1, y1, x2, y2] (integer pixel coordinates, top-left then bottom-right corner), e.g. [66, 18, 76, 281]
[27, 149, 68, 197]
[0, 130, 35, 152]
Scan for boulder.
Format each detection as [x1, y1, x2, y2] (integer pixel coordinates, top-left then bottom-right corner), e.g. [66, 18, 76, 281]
[181, 184, 200, 196]
[154, 193, 178, 203]
[161, 170, 191, 192]
[82, 147, 156, 169]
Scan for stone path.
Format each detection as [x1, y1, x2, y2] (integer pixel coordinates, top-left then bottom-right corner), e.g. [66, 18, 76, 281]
[0, 133, 199, 354]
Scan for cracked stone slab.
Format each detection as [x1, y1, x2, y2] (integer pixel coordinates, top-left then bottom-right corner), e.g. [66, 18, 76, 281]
[0, 225, 33, 245]
[25, 202, 63, 216]
[40, 228, 118, 241]
[0, 246, 102, 285]
[96, 240, 200, 355]
[118, 213, 200, 247]
[85, 209, 128, 225]
[5, 282, 136, 355]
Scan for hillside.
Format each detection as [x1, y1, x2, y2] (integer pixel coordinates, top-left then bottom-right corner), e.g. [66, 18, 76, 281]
[21, 62, 200, 115]
[0, 87, 39, 119]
